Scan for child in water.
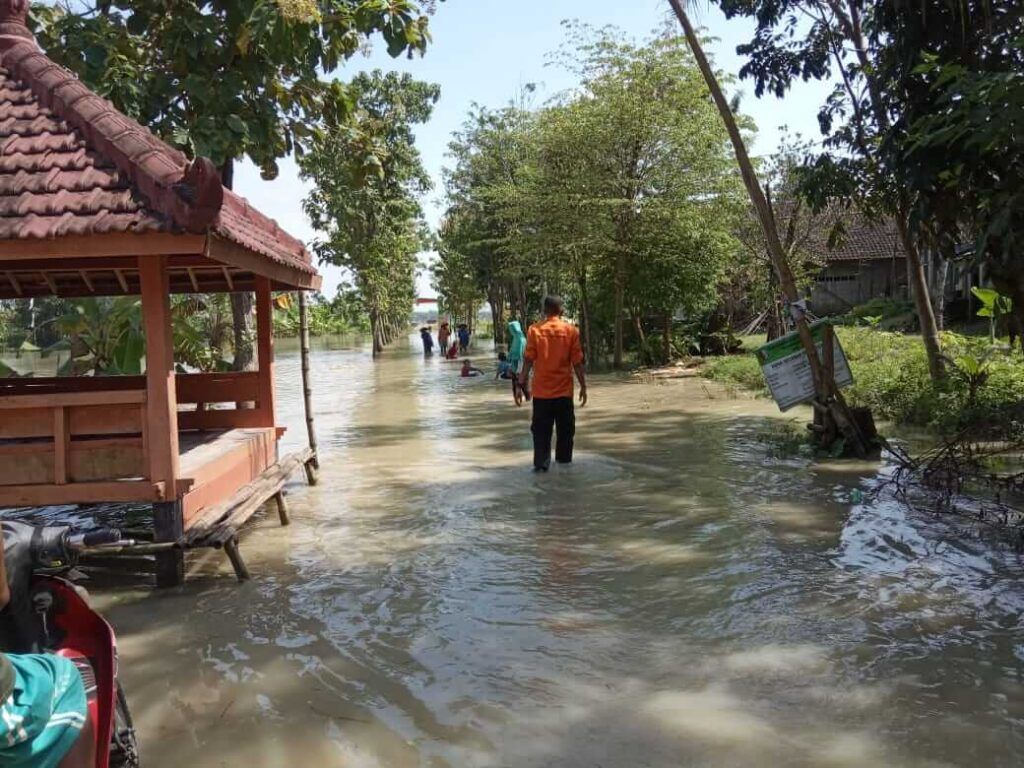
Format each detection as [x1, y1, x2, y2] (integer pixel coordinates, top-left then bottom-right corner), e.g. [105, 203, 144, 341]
[461, 360, 484, 377]
[495, 351, 513, 380]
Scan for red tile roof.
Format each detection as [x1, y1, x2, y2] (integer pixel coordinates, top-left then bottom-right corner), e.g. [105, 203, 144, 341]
[824, 214, 905, 262]
[0, 0, 317, 284]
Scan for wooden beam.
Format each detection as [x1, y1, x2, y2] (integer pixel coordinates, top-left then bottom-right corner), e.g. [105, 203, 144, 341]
[182, 447, 313, 544]
[5, 272, 21, 296]
[113, 269, 129, 293]
[0, 233, 206, 259]
[139, 255, 180, 488]
[186, 267, 200, 292]
[221, 266, 234, 290]
[2, 257, 137, 272]
[177, 407, 272, 431]
[0, 390, 145, 409]
[175, 371, 260, 405]
[0, 480, 164, 507]
[154, 499, 185, 587]
[53, 407, 68, 484]
[41, 271, 58, 294]
[207, 235, 321, 291]
[255, 275, 276, 426]
[78, 270, 95, 293]
[0, 376, 145, 395]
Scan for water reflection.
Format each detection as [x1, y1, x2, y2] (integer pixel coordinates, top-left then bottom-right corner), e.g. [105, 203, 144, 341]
[11, 333, 1024, 766]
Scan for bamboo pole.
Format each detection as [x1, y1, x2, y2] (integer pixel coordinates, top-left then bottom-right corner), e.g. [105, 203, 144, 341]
[668, 0, 869, 458]
[298, 291, 320, 480]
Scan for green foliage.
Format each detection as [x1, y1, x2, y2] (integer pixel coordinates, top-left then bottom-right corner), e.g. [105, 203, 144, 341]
[32, 0, 434, 178]
[45, 297, 145, 376]
[832, 297, 916, 331]
[703, 353, 765, 393]
[273, 287, 370, 337]
[171, 295, 233, 372]
[723, 134, 846, 333]
[300, 71, 437, 355]
[972, 287, 1013, 343]
[704, 326, 1024, 433]
[437, 26, 745, 366]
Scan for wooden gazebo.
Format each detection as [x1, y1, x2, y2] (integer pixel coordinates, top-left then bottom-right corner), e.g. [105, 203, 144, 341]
[0, 0, 321, 585]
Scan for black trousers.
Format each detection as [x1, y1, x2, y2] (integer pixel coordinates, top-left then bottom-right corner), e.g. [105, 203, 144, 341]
[531, 397, 575, 469]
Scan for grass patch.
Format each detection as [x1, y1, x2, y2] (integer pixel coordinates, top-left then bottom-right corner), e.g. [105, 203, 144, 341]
[703, 326, 1024, 433]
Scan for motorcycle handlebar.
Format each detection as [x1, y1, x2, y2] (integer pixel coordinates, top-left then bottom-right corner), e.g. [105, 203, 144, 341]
[67, 529, 123, 550]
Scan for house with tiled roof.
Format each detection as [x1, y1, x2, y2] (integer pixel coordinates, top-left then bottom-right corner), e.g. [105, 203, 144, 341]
[0, 0, 320, 585]
[807, 214, 907, 315]
[807, 213, 983, 320]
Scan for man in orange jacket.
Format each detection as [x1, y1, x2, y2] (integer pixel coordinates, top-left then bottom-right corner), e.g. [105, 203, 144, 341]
[519, 295, 587, 471]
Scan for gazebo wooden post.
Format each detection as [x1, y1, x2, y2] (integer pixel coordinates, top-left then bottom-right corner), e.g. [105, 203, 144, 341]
[298, 290, 319, 484]
[139, 255, 184, 587]
[254, 276, 276, 429]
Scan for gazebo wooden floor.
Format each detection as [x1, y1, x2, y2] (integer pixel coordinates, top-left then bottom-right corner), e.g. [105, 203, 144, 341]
[177, 427, 279, 527]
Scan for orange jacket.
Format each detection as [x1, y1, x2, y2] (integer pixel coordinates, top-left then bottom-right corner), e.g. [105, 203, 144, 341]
[525, 316, 584, 399]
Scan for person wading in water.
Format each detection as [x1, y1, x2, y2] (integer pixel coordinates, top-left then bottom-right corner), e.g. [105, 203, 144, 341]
[519, 295, 587, 471]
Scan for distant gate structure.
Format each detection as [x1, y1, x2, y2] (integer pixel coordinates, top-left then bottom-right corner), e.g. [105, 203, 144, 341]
[0, 0, 321, 586]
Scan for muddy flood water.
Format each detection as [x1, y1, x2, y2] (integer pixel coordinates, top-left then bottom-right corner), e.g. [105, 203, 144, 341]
[39, 338, 1024, 766]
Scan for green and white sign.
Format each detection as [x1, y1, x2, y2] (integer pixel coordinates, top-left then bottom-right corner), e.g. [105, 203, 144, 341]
[754, 322, 853, 411]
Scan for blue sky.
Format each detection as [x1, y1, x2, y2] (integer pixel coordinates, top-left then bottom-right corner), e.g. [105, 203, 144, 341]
[234, 0, 833, 297]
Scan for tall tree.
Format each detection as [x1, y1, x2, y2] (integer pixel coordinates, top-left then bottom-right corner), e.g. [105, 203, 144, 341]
[726, 136, 848, 340]
[438, 27, 745, 369]
[33, 0, 434, 367]
[300, 71, 437, 357]
[442, 102, 540, 345]
[667, 0, 870, 456]
[710, 0, 946, 382]
[872, 2, 1024, 348]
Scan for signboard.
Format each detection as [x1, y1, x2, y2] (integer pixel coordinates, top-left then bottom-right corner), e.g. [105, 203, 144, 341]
[754, 322, 853, 411]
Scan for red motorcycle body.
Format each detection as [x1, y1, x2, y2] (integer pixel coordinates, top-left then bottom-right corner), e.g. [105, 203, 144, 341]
[33, 575, 118, 768]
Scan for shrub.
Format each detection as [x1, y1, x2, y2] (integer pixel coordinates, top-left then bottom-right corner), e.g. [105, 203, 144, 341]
[703, 353, 765, 392]
[702, 326, 1024, 433]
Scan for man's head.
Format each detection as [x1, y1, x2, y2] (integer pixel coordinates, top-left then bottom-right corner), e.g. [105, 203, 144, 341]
[543, 295, 565, 317]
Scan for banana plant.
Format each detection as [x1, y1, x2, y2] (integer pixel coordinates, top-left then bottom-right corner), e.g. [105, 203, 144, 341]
[971, 287, 1013, 344]
[171, 295, 232, 373]
[44, 297, 144, 376]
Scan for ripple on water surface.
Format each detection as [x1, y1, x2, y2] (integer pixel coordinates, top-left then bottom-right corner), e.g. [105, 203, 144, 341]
[7, 336, 1023, 767]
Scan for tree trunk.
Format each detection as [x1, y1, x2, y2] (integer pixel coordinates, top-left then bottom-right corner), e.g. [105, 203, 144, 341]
[932, 251, 950, 332]
[897, 223, 944, 381]
[662, 312, 672, 363]
[578, 268, 593, 371]
[219, 159, 256, 374]
[668, 0, 869, 458]
[822, 0, 944, 382]
[613, 278, 624, 369]
[488, 288, 505, 346]
[230, 293, 255, 371]
[370, 309, 381, 358]
[766, 300, 785, 341]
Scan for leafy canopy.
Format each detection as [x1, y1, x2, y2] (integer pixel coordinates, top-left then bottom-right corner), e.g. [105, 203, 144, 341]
[33, 0, 435, 177]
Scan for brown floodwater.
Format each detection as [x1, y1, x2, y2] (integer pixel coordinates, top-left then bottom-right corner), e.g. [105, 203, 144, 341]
[19, 336, 1024, 767]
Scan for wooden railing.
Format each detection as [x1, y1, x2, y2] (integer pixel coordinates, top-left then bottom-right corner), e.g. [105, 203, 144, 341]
[0, 385, 154, 504]
[175, 371, 273, 430]
[0, 370, 275, 505]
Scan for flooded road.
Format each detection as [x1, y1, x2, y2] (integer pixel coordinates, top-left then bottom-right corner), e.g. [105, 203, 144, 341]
[97, 337, 1022, 767]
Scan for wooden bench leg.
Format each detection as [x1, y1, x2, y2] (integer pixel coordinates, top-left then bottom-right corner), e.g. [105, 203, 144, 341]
[273, 491, 291, 526]
[303, 459, 319, 486]
[154, 500, 184, 588]
[224, 538, 251, 582]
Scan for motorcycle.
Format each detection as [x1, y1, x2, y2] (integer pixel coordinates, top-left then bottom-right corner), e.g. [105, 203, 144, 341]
[1, 521, 140, 767]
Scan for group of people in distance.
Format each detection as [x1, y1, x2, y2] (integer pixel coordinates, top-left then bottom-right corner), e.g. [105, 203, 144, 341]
[421, 295, 587, 472]
[420, 321, 470, 360]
